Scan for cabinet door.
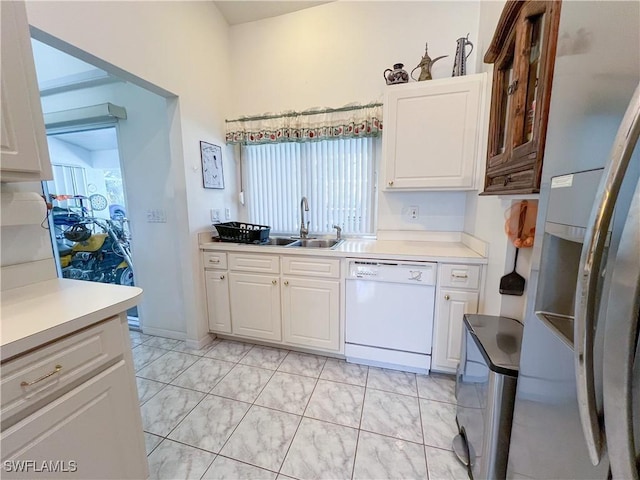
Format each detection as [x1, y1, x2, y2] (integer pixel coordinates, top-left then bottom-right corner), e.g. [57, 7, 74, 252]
[432, 289, 479, 373]
[0, 1, 52, 182]
[282, 277, 340, 351]
[229, 272, 281, 341]
[1, 361, 148, 480]
[384, 74, 484, 190]
[205, 270, 231, 334]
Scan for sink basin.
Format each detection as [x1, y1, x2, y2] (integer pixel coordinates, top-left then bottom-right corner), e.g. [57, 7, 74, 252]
[288, 238, 344, 249]
[262, 237, 298, 246]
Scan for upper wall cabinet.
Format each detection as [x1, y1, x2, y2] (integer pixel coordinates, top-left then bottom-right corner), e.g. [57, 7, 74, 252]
[383, 73, 486, 191]
[1, 1, 52, 183]
[482, 0, 561, 195]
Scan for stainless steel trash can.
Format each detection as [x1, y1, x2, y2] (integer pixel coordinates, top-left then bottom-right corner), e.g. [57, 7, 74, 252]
[453, 314, 523, 479]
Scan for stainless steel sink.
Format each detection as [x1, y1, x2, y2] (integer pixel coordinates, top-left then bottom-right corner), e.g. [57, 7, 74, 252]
[262, 237, 298, 246]
[288, 238, 344, 249]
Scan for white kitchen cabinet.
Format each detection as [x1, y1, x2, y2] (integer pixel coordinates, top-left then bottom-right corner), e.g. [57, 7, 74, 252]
[432, 262, 482, 374]
[1, 306, 147, 480]
[1, 361, 146, 479]
[229, 272, 281, 341]
[383, 73, 485, 190]
[204, 270, 231, 334]
[0, 1, 52, 183]
[282, 276, 340, 351]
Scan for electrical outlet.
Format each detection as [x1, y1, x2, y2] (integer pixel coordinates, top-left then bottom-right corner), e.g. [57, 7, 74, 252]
[210, 209, 221, 223]
[409, 205, 419, 220]
[225, 208, 231, 220]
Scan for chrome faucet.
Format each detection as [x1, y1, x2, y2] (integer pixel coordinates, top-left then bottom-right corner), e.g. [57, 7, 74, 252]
[299, 196, 310, 238]
[332, 224, 342, 240]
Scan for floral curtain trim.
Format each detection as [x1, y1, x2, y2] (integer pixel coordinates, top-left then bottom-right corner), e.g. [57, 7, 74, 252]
[225, 103, 382, 145]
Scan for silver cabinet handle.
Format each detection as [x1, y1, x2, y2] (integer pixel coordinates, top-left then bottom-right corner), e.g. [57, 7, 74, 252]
[575, 83, 640, 465]
[602, 176, 640, 480]
[209, 258, 220, 264]
[21, 365, 62, 387]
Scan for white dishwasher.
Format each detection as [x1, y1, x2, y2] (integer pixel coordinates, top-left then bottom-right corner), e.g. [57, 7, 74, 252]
[345, 259, 437, 374]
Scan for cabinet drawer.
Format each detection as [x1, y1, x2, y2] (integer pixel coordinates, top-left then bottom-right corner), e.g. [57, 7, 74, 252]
[203, 251, 228, 270]
[229, 253, 279, 274]
[439, 264, 480, 289]
[1, 317, 124, 424]
[281, 256, 340, 279]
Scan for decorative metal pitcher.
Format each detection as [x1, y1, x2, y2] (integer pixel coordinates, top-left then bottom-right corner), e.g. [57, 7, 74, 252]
[452, 34, 474, 77]
[411, 43, 448, 81]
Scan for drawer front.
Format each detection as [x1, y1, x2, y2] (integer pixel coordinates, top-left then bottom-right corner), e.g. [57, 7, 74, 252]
[281, 256, 340, 279]
[1, 317, 124, 423]
[439, 264, 481, 289]
[229, 253, 279, 274]
[203, 251, 228, 270]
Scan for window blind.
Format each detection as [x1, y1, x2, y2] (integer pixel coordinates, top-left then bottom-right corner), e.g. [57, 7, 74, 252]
[245, 137, 376, 236]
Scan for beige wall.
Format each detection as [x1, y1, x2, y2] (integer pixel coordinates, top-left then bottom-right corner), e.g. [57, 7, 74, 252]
[27, 0, 233, 344]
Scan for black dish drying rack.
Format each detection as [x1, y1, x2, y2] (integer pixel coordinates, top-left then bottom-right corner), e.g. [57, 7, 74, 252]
[214, 222, 270, 244]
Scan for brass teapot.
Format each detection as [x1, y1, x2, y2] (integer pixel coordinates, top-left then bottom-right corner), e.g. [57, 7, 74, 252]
[411, 43, 448, 81]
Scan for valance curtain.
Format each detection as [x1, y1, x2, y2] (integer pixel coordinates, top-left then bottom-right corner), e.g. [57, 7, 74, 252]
[225, 103, 383, 145]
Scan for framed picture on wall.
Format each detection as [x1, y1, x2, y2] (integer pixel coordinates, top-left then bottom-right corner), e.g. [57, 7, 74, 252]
[200, 141, 224, 189]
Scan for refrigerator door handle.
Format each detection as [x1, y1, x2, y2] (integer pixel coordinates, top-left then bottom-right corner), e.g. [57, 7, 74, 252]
[603, 177, 640, 480]
[575, 82, 640, 466]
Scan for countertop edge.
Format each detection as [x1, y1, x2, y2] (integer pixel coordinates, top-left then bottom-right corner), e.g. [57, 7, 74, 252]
[1, 280, 143, 362]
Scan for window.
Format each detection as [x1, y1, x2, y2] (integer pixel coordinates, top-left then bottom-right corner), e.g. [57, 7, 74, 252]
[245, 137, 376, 236]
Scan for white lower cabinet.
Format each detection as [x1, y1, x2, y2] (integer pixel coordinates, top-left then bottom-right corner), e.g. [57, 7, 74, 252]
[1, 360, 146, 479]
[229, 272, 282, 341]
[282, 276, 340, 351]
[432, 263, 481, 373]
[432, 288, 479, 373]
[205, 270, 231, 334]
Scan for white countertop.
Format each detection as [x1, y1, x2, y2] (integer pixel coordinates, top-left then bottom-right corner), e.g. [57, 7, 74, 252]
[1, 279, 142, 361]
[200, 237, 487, 264]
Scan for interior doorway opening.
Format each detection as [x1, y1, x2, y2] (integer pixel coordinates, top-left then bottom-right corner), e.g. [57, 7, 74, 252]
[43, 125, 139, 327]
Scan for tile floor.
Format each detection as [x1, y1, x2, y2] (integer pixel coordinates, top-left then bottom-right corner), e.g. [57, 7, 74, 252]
[130, 331, 469, 480]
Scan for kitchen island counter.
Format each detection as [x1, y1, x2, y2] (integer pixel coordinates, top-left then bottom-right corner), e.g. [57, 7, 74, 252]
[1, 278, 142, 361]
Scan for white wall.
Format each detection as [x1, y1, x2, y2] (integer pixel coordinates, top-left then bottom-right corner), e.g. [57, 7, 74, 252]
[27, 0, 233, 344]
[228, 1, 481, 233]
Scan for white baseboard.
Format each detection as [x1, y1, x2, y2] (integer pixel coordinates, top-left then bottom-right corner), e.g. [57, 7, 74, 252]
[140, 326, 186, 341]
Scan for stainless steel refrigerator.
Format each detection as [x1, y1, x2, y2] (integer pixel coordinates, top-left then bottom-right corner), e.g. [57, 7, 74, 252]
[506, 1, 640, 479]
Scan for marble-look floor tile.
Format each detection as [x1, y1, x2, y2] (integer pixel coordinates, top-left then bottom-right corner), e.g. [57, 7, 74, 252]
[147, 439, 215, 480]
[136, 350, 199, 383]
[211, 364, 274, 402]
[353, 431, 427, 480]
[320, 359, 368, 386]
[220, 405, 300, 471]
[417, 374, 456, 404]
[281, 417, 358, 480]
[425, 446, 469, 480]
[169, 395, 250, 453]
[305, 379, 364, 428]
[240, 345, 289, 370]
[132, 345, 169, 371]
[129, 330, 153, 346]
[278, 352, 326, 378]
[136, 377, 166, 405]
[255, 372, 317, 415]
[205, 340, 253, 362]
[144, 433, 163, 456]
[361, 389, 423, 443]
[171, 357, 235, 392]
[367, 367, 418, 396]
[172, 339, 219, 356]
[141, 385, 205, 436]
[202, 456, 277, 480]
[419, 398, 458, 450]
[143, 336, 182, 350]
